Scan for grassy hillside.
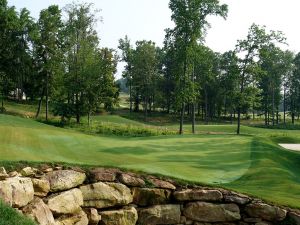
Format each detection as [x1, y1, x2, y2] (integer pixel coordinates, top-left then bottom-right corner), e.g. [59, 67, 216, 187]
[1, 114, 300, 208]
[0, 201, 36, 225]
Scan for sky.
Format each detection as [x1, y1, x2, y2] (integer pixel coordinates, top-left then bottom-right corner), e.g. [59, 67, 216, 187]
[8, 0, 300, 77]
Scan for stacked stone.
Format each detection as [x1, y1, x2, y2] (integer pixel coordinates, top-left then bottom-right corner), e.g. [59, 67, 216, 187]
[0, 166, 299, 225]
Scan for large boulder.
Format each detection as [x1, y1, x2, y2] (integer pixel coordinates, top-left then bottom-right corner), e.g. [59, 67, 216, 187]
[0, 167, 8, 180]
[22, 197, 56, 225]
[47, 188, 83, 215]
[138, 204, 181, 225]
[44, 170, 86, 192]
[119, 173, 145, 187]
[132, 188, 171, 206]
[245, 202, 287, 221]
[20, 167, 37, 177]
[32, 178, 50, 197]
[0, 177, 34, 207]
[55, 210, 88, 225]
[223, 191, 250, 205]
[174, 189, 223, 202]
[90, 168, 119, 182]
[80, 182, 132, 209]
[148, 178, 176, 190]
[100, 206, 138, 225]
[288, 212, 300, 225]
[83, 208, 101, 225]
[0, 180, 12, 205]
[184, 202, 241, 222]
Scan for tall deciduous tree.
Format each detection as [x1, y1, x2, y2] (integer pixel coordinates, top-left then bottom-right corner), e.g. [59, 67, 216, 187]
[34, 5, 63, 120]
[235, 24, 285, 134]
[118, 36, 134, 113]
[167, 0, 227, 134]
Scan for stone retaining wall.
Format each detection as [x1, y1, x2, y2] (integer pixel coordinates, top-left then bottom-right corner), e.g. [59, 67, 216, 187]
[0, 165, 299, 225]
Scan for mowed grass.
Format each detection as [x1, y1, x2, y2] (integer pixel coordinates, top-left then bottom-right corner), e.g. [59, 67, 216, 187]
[1, 114, 300, 208]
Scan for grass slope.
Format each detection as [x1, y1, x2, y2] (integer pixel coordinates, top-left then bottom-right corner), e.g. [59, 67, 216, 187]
[1, 114, 300, 208]
[0, 201, 36, 225]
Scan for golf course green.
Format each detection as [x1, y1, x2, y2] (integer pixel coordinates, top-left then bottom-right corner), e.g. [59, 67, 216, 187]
[1, 114, 300, 208]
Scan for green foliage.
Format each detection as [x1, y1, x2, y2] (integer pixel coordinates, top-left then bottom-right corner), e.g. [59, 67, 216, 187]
[96, 123, 176, 137]
[234, 24, 287, 134]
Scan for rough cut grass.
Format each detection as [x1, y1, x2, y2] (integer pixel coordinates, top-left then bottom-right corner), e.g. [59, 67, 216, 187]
[1, 114, 300, 208]
[0, 201, 36, 225]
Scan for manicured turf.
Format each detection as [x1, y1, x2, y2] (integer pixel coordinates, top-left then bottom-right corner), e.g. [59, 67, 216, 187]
[1, 114, 300, 208]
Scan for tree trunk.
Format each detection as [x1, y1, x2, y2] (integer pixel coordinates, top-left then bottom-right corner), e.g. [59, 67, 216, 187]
[205, 88, 208, 125]
[192, 103, 195, 134]
[283, 87, 286, 125]
[76, 93, 80, 124]
[46, 72, 49, 121]
[36, 88, 45, 118]
[88, 111, 91, 127]
[179, 102, 185, 135]
[201, 103, 204, 120]
[1, 93, 4, 112]
[129, 78, 132, 113]
[237, 107, 241, 135]
[264, 108, 268, 126]
[272, 88, 275, 126]
[144, 97, 148, 121]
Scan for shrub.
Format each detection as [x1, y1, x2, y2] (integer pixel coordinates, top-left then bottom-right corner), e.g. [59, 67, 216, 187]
[96, 123, 177, 137]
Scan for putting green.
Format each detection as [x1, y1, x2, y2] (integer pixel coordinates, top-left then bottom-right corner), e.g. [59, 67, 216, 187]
[1, 114, 300, 208]
[0, 114, 251, 184]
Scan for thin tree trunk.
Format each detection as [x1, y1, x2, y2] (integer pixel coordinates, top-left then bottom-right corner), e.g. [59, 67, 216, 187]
[283, 87, 286, 125]
[179, 102, 185, 135]
[36, 88, 45, 118]
[191, 64, 195, 134]
[129, 78, 132, 113]
[264, 108, 268, 126]
[272, 88, 275, 126]
[144, 97, 148, 121]
[46, 72, 49, 121]
[1, 93, 4, 112]
[192, 103, 195, 134]
[205, 88, 208, 125]
[237, 107, 241, 135]
[76, 93, 80, 123]
[88, 112, 90, 127]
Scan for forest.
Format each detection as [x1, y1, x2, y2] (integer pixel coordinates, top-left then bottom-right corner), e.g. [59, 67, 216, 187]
[1, 0, 300, 135]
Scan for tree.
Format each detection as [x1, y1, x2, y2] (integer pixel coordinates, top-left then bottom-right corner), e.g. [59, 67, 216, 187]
[288, 52, 300, 124]
[235, 24, 285, 134]
[53, 3, 118, 124]
[63, 2, 100, 123]
[118, 36, 134, 112]
[34, 5, 63, 120]
[167, 0, 228, 134]
[131, 41, 159, 120]
[281, 51, 295, 125]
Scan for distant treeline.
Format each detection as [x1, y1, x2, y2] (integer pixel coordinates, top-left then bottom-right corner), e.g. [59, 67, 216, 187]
[1, 0, 300, 134]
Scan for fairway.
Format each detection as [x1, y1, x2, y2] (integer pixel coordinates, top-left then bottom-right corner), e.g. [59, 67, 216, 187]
[1, 114, 300, 208]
